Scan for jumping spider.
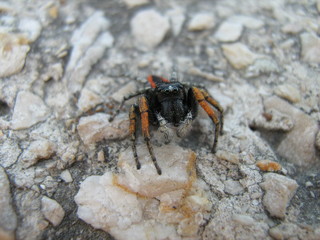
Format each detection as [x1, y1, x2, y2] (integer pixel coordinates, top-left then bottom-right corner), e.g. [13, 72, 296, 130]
[110, 72, 223, 175]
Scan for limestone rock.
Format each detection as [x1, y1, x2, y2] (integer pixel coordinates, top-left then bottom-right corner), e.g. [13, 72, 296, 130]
[11, 91, 49, 130]
[21, 140, 56, 168]
[77, 88, 103, 113]
[131, 9, 170, 50]
[60, 170, 73, 183]
[75, 145, 211, 240]
[300, 32, 320, 64]
[0, 167, 17, 240]
[222, 43, 257, 69]
[41, 196, 65, 226]
[264, 96, 319, 167]
[187, 12, 215, 31]
[215, 21, 243, 42]
[0, 32, 30, 78]
[260, 173, 298, 218]
[77, 113, 129, 145]
[274, 84, 301, 103]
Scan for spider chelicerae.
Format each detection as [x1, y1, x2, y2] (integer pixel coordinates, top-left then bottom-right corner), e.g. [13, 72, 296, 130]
[109, 72, 223, 175]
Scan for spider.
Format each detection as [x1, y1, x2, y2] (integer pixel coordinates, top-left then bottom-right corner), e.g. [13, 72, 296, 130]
[109, 72, 223, 175]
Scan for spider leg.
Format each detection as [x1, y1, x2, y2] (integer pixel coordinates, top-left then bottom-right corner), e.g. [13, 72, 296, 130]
[139, 96, 162, 175]
[156, 113, 173, 144]
[129, 104, 140, 169]
[191, 87, 221, 153]
[177, 111, 193, 137]
[109, 88, 151, 122]
[199, 89, 224, 135]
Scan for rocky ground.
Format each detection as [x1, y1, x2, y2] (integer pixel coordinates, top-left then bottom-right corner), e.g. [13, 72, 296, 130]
[0, 0, 320, 239]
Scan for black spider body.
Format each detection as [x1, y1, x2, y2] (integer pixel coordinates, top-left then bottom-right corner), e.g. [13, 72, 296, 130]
[110, 74, 223, 175]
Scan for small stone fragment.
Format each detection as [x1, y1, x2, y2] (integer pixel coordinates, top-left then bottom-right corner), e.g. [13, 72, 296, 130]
[269, 223, 319, 240]
[77, 113, 129, 145]
[97, 150, 105, 162]
[77, 88, 102, 113]
[123, 0, 149, 8]
[245, 58, 280, 78]
[0, 167, 17, 240]
[111, 81, 137, 103]
[264, 96, 319, 167]
[131, 9, 170, 50]
[224, 179, 244, 195]
[41, 196, 65, 226]
[222, 43, 257, 69]
[60, 170, 73, 183]
[21, 140, 56, 167]
[300, 32, 320, 63]
[167, 8, 185, 36]
[215, 21, 243, 42]
[11, 91, 49, 130]
[18, 18, 42, 42]
[260, 173, 298, 218]
[256, 160, 282, 172]
[232, 214, 255, 226]
[0, 32, 30, 78]
[216, 150, 240, 165]
[274, 84, 301, 103]
[250, 108, 294, 132]
[228, 15, 264, 29]
[187, 13, 215, 31]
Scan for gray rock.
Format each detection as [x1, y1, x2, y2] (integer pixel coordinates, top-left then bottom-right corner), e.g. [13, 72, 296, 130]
[222, 43, 257, 69]
[0, 167, 17, 240]
[187, 12, 215, 31]
[215, 20, 243, 42]
[260, 173, 298, 218]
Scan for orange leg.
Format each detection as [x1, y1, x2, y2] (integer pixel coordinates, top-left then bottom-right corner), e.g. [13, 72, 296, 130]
[129, 105, 140, 169]
[192, 87, 221, 153]
[139, 96, 162, 175]
[200, 89, 224, 135]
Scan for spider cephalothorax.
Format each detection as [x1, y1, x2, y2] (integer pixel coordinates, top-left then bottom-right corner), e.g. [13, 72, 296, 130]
[110, 73, 223, 175]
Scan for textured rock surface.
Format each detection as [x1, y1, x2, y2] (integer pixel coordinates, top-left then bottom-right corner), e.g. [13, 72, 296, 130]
[0, 0, 319, 239]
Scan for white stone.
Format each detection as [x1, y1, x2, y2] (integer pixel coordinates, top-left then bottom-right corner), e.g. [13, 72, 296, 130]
[260, 173, 298, 218]
[41, 196, 65, 226]
[123, 0, 149, 8]
[131, 9, 170, 50]
[18, 18, 42, 42]
[11, 91, 49, 130]
[77, 88, 102, 113]
[222, 43, 257, 69]
[75, 145, 211, 240]
[187, 13, 215, 31]
[224, 179, 244, 195]
[0, 167, 17, 240]
[216, 150, 240, 165]
[21, 140, 56, 168]
[65, 11, 113, 93]
[60, 170, 73, 183]
[228, 15, 264, 29]
[167, 8, 185, 36]
[0, 32, 30, 78]
[215, 21, 243, 42]
[77, 113, 129, 145]
[274, 84, 301, 103]
[300, 32, 320, 63]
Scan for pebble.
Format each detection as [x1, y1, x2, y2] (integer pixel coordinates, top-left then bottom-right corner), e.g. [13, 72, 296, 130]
[264, 96, 319, 167]
[0, 32, 30, 78]
[215, 21, 243, 42]
[18, 18, 42, 42]
[224, 179, 244, 195]
[274, 84, 301, 103]
[187, 12, 215, 31]
[97, 150, 105, 162]
[60, 170, 73, 183]
[167, 8, 185, 36]
[0, 138, 21, 168]
[77, 88, 102, 113]
[123, 0, 149, 8]
[228, 15, 264, 29]
[65, 11, 112, 93]
[11, 91, 49, 130]
[256, 160, 282, 172]
[300, 32, 320, 63]
[260, 173, 298, 218]
[222, 43, 257, 69]
[0, 167, 17, 240]
[215, 150, 240, 165]
[111, 81, 137, 103]
[41, 196, 65, 226]
[232, 214, 255, 226]
[131, 9, 170, 50]
[77, 113, 129, 145]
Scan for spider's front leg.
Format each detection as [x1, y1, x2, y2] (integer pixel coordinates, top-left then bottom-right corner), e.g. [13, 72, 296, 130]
[139, 96, 162, 175]
[191, 87, 222, 153]
[177, 111, 193, 137]
[129, 104, 140, 169]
